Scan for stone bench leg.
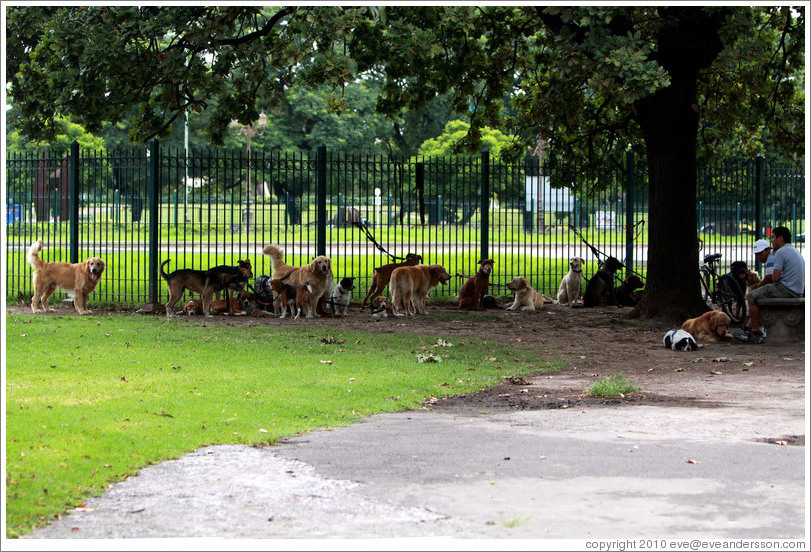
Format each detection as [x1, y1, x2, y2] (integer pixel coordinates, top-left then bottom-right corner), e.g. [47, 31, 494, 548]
[760, 303, 805, 343]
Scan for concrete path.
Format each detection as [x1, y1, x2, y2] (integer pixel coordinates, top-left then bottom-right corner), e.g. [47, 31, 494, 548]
[26, 397, 807, 542]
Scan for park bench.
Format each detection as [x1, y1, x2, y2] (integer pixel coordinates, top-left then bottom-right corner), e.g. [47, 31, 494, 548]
[758, 297, 805, 343]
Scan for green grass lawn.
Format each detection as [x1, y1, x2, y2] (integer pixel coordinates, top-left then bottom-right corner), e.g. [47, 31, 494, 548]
[4, 313, 560, 538]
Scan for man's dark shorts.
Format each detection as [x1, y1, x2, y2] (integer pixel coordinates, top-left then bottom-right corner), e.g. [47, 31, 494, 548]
[748, 282, 803, 304]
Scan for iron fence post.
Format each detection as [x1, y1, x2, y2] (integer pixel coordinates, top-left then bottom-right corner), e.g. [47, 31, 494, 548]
[755, 154, 764, 237]
[70, 140, 80, 263]
[480, 150, 490, 261]
[148, 139, 160, 305]
[316, 143, 327, 256]
[624, 149, 635, 276]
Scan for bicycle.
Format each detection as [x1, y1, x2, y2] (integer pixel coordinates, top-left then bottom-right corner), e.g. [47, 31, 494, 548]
[698, 253, 748, 325]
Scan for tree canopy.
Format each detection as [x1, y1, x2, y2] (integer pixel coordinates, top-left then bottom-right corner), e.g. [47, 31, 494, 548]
[6, 5, 805, 321]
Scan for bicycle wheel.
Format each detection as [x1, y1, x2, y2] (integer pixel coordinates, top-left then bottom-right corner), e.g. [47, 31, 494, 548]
[718, 275, 747, 325]
[699, 268, 713, 307]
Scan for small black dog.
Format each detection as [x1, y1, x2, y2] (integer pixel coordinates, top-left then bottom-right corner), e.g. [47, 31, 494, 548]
[582, 256, 624, 307]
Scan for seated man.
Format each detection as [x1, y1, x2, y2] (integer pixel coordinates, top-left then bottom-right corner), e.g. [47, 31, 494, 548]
[734, 226, 805, 343]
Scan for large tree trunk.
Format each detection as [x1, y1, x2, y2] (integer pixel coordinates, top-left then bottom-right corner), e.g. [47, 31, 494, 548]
[631, 60, 711, 322]
[628, 7, 727, 323]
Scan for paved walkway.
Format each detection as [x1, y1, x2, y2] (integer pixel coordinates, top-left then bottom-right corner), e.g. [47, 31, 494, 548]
[26, 383, 807, 542]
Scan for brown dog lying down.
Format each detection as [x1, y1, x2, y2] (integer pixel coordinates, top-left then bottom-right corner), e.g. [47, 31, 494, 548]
[360, 253, 423, 308]
[608, 274, 645, 307]
[389, 264, 452, 316]
[506, 276, 553, 311]
[457, 259, 495, 310]
[270, 278, 314, 319]
[682, 310, 731, 342]
[27, 238, 106, 315]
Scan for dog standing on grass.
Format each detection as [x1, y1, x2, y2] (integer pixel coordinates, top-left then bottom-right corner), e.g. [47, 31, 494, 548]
[28, 238, 105, 315]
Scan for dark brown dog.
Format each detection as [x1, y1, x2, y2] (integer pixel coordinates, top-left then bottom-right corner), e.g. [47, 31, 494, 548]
[360, 253, 423, 308]
[270, 278, 313, 319]
[457, 259, 494, 310]
[609, 274, 645, 307]
[160, 259, 253, 318]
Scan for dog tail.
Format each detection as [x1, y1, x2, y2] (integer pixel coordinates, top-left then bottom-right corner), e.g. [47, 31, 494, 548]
[159, 259, 171, 281]
[262, 244, 285, 273]
[26, 239, 44, 270]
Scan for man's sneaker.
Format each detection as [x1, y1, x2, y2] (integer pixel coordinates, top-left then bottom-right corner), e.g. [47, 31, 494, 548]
[743, 330, 764, 344]
[732, 327, 752, 341]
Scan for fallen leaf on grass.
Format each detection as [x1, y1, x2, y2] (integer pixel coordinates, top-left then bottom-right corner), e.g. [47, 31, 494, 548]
[484, 355, 497, 361]
[433, 339, 454, 347]
[319, 360, 333, 365]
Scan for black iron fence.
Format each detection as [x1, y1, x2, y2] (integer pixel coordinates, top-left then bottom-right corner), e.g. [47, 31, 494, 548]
[5, 141, 805, 308]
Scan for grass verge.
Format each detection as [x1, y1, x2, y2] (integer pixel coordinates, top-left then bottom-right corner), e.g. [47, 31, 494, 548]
[583, 373, 641, 397]
[5, 313, 557, 538]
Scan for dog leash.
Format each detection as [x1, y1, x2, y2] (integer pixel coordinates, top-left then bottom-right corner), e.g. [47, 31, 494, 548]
[353, 222, 407, 261]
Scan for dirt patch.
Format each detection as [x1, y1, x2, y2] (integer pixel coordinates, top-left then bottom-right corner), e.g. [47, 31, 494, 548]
[6, 300, 806, 420]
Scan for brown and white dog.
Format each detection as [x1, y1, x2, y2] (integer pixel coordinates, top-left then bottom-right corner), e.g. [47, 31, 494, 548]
[263, 244, 332, 316]
[389, 264, 452, 316]
[360, 253, 422, 308]
[457, 259, 495, 310]
[555, 257, 585, 306]
[270, 278, 314, 319]
[27, 238, 105, 315]
[682, 310, 731, 342]
[506, 277, 552, 311]
[370, 296, 391, 318]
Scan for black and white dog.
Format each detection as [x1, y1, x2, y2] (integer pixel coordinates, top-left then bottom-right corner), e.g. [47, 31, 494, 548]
[663, 329, 698, 351]
[327, 277, 355, 316]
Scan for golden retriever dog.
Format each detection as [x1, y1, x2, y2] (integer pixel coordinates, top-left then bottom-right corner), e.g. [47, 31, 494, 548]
[263, 244, 333, 316]
[682, 310, 731, 342]
[555, 257, 585, 306]
[389, 264, 452, 316]
[506, 277, 552, 311]
[360, 253, 422, 308]
[27, 238, 105, 315]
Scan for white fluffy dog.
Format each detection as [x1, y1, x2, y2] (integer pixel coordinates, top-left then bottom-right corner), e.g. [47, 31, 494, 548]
[555, 257, 585, 306]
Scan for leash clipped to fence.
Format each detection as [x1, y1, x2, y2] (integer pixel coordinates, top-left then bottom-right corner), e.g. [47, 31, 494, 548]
[353, 221, 407, 261]
[568, 225, 646, 285]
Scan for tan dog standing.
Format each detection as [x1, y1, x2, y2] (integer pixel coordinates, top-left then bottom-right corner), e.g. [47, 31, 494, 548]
[682, 311, 730, 342]
[457, 259, 494, 310]
[361, 253, 422, 308]
[27, 238, 105, 315]
[263, 244, 332, 316]
[506, 277, 552, 311]
[389, 264, 452, 316]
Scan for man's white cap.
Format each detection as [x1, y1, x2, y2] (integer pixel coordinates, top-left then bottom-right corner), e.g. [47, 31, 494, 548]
[753, 239, 770, 254]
